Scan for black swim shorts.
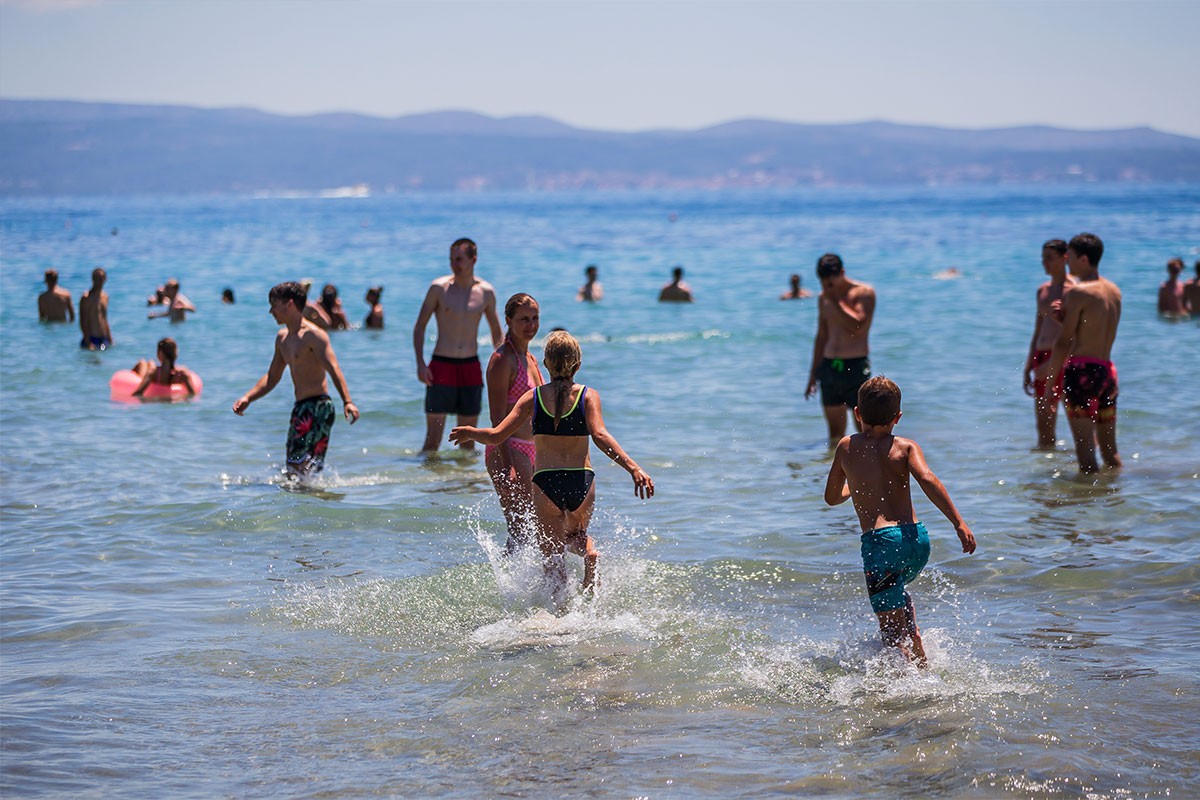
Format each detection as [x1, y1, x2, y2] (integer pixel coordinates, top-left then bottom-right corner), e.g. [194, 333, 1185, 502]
[818, 356, 871, 408]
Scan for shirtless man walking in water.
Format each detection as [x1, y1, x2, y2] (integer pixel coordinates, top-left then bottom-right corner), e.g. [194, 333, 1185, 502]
[1046, 233, 1122, 474]
[413, 238, 504, 452]
[78, 267, 113, 350]
[1023, 239, 1074, 449]
[805, 253, 876, 445]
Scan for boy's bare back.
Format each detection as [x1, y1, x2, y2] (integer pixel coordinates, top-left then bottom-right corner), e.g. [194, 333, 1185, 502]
[834, 432, 920, 532]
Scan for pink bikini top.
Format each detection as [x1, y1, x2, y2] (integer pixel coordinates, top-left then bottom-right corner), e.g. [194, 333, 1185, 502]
[507, 344, 540, 404]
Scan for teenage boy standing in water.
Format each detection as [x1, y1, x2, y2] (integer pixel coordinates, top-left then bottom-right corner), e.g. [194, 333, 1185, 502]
[1046, 233, 1123, 474]
[412, 238, 503, 452]
[824, 376, 976, 666]
[805, 253, 876, 445]
[233, 282, 359, 476]
[1023, 239, 1074, 449]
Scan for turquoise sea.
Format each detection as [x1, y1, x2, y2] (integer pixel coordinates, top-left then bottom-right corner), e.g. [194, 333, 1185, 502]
[2, 185, 1198, 798]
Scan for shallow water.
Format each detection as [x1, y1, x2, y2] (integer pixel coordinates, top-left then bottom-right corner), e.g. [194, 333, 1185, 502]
[2, 186, 1198, 798]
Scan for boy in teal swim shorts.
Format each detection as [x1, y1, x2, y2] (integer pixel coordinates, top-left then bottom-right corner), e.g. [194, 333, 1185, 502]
[823, 376, 976, 666]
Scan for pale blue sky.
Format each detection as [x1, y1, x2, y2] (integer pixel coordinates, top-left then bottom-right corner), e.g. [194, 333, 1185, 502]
[1, 0, 1197, 136]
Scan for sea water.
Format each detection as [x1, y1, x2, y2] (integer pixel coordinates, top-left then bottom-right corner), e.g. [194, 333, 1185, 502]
[1, 185, 1198, 798]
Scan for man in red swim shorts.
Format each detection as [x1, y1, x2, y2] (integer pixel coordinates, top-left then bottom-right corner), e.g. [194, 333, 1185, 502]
[1046, 233, 1123, 474]
[412, 238, 503, 452]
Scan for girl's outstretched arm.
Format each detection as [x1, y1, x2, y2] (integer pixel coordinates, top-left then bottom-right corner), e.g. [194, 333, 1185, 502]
[585, 388, 654, 499]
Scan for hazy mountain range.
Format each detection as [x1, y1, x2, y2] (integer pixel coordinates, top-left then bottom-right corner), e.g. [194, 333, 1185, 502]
[2, 99, 1198, 195]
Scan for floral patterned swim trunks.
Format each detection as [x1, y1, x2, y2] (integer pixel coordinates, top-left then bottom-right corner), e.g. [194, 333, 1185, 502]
[287, 394, 335, 474]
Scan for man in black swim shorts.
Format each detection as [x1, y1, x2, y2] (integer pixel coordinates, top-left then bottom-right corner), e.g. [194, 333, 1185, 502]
[805, 253, 877, 444]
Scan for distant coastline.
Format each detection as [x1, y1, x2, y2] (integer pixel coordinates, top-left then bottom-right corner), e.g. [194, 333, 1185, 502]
[3, 99, 1199, 196]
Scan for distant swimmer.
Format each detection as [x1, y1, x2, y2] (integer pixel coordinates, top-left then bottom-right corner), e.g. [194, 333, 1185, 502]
[450, 330, 654, 594]
[78, 267, 113, 350]
[412, 238, 503, 452]
[805, 253, 876, 445]
[779, 273, 813, 300]
[38, 269, 74, 323]
[363, 286, 384, 329]
[1023, 239, 1075, 450]
[130, 337, 197, 398]
[233, 281, 359, 476]
[304, 283, 350, 331]
[933, 267, 962, 280]
[823, 376, 976, 667]
[577, 265, 604, 302]
[148, 279, 196, 323]
[222, 288, 236, 304]
[658, 266, 694, 302]
[1158, 257, 1186, 317]
[484, 293, 546, 552]
[1184, 261, 1200, 315]
[1046, 233, 1122, 474]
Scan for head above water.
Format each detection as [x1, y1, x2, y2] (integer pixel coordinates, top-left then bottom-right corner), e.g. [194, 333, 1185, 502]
[221, 287, 235, 303]
[1167, 257, 1184, 277]
[365, 286, 383, 303]
[585, 264, 598, 279]
[91, 267, 106, 286]
[44, 269, 58, 287]
[857, 376, 902, 427]
[1067, 233, 1104, 268]
[320, 284, 339, 312]
[268, 281, 308, 310]
[157, 337, 178, 366]
[543, 330, 581, 380]
[816, 253, 844, 280]
[672, 266, 684, 281]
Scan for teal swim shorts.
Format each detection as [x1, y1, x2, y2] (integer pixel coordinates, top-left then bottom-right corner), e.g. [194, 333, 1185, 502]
[860, 521, 930, 614]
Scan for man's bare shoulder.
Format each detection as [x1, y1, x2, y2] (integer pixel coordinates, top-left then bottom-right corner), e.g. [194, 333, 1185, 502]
[430, 274, 455, 290]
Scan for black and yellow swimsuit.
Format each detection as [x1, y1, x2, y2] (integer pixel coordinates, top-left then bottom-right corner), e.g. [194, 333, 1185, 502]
[531, 385, 593, 511]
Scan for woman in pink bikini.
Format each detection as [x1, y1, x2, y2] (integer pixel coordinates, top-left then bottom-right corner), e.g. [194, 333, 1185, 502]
[485, 294, 545, 552]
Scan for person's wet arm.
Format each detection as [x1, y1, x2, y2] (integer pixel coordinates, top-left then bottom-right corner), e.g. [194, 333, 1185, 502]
[1024, 295, 1044, 395]
[907, 441, 975, 553]
[450, 392, 533, 446]
[824, 444, 851, 505]
[316, 334, 358, 423]
[233, 337, 286, 413]
[131, 371, 154, 398]
[585, 390, 654, 498]
[484, 291, 503, 348]
[412, 287, 438, 384]
[806, 311, 829, 398]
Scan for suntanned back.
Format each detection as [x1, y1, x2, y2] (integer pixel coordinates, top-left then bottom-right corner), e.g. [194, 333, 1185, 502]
[840, 433, 918, 532]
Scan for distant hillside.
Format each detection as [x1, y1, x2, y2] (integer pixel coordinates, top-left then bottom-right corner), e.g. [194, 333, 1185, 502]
[2, 99, 1198, 195]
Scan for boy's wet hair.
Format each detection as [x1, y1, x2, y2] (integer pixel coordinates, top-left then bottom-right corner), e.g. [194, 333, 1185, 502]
[857, 376, 902, 426]
[1068, 233, 1104, 266]
[543, 330, 581, 379]
[268, 281, 307, 308]
[816, 253, 844, 279]
[1042, 239, 1067, 255]
[504, 292, 537, 320]
[44, 269, 58, 285]
[450, 238, 477, 259]
[366, 286, 383, 301]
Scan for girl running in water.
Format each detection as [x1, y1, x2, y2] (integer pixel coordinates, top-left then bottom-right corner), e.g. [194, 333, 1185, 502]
[484, 294, 545, 552]
[450, 330, 654, 593]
